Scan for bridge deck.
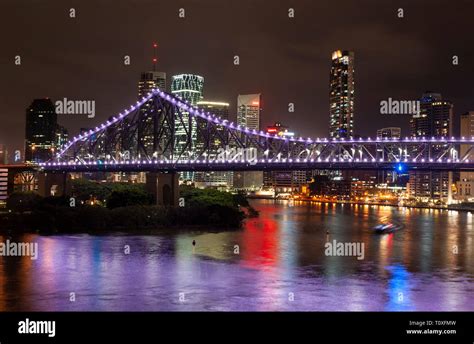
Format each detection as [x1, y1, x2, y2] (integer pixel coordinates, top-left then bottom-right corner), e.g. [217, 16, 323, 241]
[39, 161, 474, 173]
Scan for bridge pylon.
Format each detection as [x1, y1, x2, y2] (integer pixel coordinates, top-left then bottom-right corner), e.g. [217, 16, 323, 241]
[145, 172, 179, 206]
[38, 172, 71, 197]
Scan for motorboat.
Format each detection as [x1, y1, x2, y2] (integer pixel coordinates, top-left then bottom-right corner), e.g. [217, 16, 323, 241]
[374, 222, 399, 234]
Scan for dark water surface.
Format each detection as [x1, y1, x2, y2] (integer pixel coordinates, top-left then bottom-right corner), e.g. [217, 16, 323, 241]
[1, 200, 473, 311]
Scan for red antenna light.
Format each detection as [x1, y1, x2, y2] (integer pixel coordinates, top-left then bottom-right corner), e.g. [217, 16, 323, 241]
[152, 42, 158, 71]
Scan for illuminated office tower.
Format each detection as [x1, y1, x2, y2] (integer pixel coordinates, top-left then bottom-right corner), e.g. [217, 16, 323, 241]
[408, 93, 453, 203]
[25, 98, 57, 163]
[263, 123, 306, 193]
[195, 101, 233, 188]
[234, 94, 263, 190]
[195, 100, 230, 155]
[171, 74, 204, 106]
[197, 101, 229, 120]
[376, 127, 402, 183]
[137, 71, 167, 153]
[171, 74, 204, 182]
[456, 111, 474, 201]
[459, 111, 474, 181]
[138, 71, 166, 97]
[55, 125, 69, 149]
[376, 127, 401, 139]
[329, 50, 355, 138]
[237, 94, 261, 130]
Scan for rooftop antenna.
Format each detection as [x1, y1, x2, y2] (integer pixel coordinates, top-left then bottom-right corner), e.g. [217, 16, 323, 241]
[152, 42, 158, 71]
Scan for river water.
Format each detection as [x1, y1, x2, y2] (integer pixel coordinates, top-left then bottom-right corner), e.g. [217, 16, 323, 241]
[1, 200, 473, 311]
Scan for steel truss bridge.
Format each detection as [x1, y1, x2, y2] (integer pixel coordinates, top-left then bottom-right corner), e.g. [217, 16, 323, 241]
[39, 88, 474, 173]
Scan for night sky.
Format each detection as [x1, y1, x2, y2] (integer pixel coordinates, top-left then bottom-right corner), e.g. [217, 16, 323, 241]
[1, 0, 473, 155]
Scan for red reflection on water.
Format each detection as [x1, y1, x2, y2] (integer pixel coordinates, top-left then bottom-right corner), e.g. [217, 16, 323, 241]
[240, 207, 280, 269]
[379, 232, 394, 267]
[387, 233, 393, 247]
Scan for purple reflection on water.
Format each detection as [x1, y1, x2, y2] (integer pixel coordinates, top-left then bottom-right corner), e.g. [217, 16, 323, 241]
[0, 200, 473, 311]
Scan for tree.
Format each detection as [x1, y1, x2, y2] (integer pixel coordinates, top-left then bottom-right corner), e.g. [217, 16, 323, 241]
[70, 179, 111, 204]
[106, 187, 154, 209]
[6, 192, 42, 213]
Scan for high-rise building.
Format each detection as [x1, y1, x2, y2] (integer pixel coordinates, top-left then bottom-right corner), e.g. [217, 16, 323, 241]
[77, 127, 97, 160]
[138, 71, 166, 97]
[234, 94, 263, 190]
[376, 127, 401, 139]
[408, 93, 453, 203]
[171, 74, 204, 182]
[194, 101, 233, 188]
[195, 100, 230, 154]
[329, 50, 355, 139]
[410, 93, 452, 137]
[137, 71, 167, 157]
[171, 74, 204, 105]
[264, 169, 308, 194]
[25, 98, 57, 163]
[0, 144, 7, 164]
[460, 111, 474, 181]
[233, 171, 263, 191]
[237, 94, 261, 130]
[263, 122, 306, 193]
[455, 111, 474, 201]
[376, 127, 402, 184]
[55, 125, 69, 150]
[459, 112, 474, 169]
[196, 101, 229, 119]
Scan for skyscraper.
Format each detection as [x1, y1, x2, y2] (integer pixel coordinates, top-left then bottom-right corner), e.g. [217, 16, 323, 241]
[196, 101, 229, 119]
[408, 93, 453, 203]
[376, 127, 401, 139]
[409, 93, 452, 138]
[376, 127, 402, 184]
[329, 50, 355, 139]
[137, 71, 167, 157]
[55, 125, 69, 150]
[25, 99, 57, 163]
[171, 74, 204, 182]
[171, 74, 204, 105]
[195, 101, 230, 154]
[138, 71, 166, 97]
[459, 111, 474, 181]
[237, 94, 261, 130]
[195, 101, 233, 188]
[234, 94, 263, 190]
[456, 111, 474, 201]
[263, 123, 307, 194]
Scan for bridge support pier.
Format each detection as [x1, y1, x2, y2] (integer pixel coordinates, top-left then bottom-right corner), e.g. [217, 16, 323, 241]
[38, 172, 71, 197]
[146, 172, 179, 206]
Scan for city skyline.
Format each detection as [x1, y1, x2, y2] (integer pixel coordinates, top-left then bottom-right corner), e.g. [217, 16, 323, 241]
[329, 50, 355, 139]
[1, 0, 473, 154]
